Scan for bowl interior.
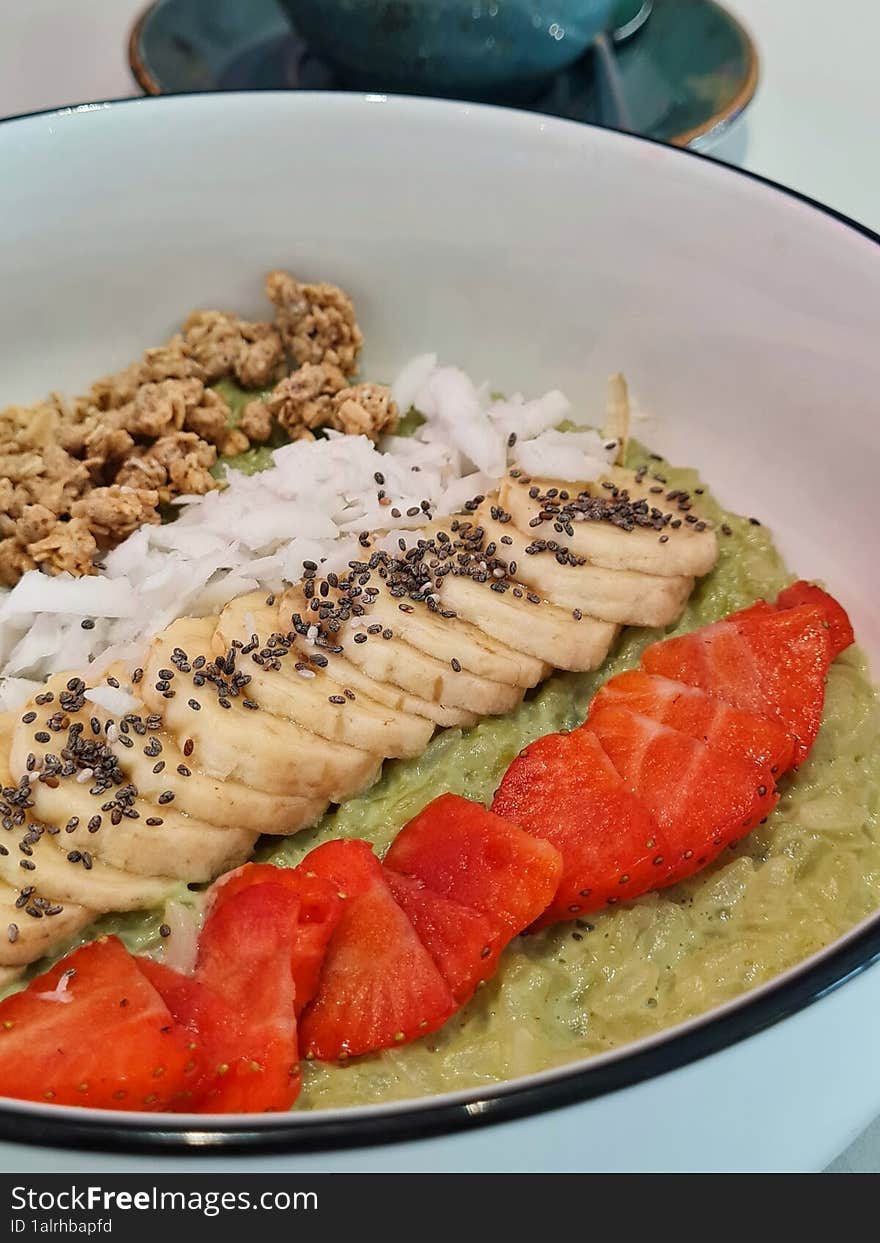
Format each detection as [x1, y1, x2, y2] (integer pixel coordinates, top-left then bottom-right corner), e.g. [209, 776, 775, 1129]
[1, 92, 879, 1144]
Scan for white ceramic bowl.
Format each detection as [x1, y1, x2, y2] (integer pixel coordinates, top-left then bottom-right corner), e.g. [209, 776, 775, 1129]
[1, 93, 879, 1173]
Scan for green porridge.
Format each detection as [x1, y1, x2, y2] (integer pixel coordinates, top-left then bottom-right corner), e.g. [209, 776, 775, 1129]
[29, 444, 879, 1110]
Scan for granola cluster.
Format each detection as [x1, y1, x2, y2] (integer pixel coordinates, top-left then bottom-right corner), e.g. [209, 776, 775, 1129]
[265, 270, 363, 374]
[1, 270, 397, 587]
[182, 311, 286, 390]
[259, 272, 397, 444]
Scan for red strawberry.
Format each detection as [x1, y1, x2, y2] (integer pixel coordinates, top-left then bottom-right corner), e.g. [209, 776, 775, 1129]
[384, 869, 503, 1003]
[590, 670, 796, 775]
[491, 729, 668, 927]
[384, 793, 563, 937]
[641, 604, 832, 763]
[298, 839, 456, 1060]
[775, 581, 854, 658]
[207, 862, 342, 1013]
[728, 582, 853, 662]
[194, 883, 301, 1112]
[296, 838, 380, 900]
[588, 704, 778, 886]
[137, 959, 241, 1110]
[0, 937, 198, 1111]
[724, 600, 775, 624]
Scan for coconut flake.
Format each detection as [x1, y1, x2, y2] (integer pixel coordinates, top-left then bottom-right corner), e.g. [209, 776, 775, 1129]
[5, 572, 138, 619]
[160, 900, 201, 976]
[84, 684, 142, 716]
[490, 389, 572, 442]
[0, 676, 42, 712]
[416, 367, 507, 478]
[433, 471, 497, 517]
[35, 967, 76, 1004]
[513, 429, 614, 481]
[390, 352, 437, 415]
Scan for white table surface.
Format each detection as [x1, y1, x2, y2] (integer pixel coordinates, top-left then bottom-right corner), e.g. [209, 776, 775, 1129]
[0, 0, 878, 1173]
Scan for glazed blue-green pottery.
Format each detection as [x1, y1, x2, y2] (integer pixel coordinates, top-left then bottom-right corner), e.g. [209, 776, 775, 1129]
[278, 0, 613, 100]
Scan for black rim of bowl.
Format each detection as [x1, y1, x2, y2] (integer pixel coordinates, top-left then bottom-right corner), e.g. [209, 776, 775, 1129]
[0, 93, 878, 1156]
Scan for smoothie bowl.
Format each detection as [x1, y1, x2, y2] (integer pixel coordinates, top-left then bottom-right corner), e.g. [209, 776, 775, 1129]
[0, 93, 878, 1168]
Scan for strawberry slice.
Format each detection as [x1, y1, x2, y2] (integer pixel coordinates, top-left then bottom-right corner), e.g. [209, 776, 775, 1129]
[641, 604, 832, 764]
[384, 869, 503, 1003]
[588, 704, 778, 886]
[207, 862, 342, 1013]
[296, 838, 379, 900]
[729, 582, 853, 661]
[590, 670, 796, 775]
[137, 959, 241, 1111]
[775, 581, 854, 659]
[384, 793, 563, 937]
[298, 839, 456, 1060]
[492, 729, 668, 927]
[0, 937, 199, 1111]
[194, 883, 301, 1112]
[724, 600, 775, 624]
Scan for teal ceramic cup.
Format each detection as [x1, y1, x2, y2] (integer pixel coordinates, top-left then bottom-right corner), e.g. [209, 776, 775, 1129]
[279, 0, 614, 102]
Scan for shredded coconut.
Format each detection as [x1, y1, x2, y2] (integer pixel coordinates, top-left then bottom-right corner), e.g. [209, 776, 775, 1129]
[35, 968, 76, 1005]
[159, 900, 201, 976]
[83, 684, 143, 716]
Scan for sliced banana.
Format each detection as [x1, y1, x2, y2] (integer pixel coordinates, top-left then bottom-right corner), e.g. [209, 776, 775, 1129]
[7, 671, 323, 835]
[9, 686, 257, 880]
[213, 594, 434, 758]
[271, 606, 480, 730]
[439, 572, 618, 671]
[285, 586, 525, 717]
[0, 718, 174, 913]
[335, 575, 548, 688]
[92, 721, 322, 837]
[0, 880, 93, 968]
[0, 834, 174, 912]
[474, 506, 694, 627]
[17, 779, 255, 882]
[144, 618, 383, 801]
[499, 468, 718, 579]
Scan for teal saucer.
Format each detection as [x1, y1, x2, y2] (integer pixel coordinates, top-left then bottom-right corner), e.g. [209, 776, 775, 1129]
[129, 0, 758, 148]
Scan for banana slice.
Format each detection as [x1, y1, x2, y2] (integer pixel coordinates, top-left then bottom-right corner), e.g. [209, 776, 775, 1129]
[273, 604, 480, 729]
[334, 575, 548, 688]
[0, 720, 174, 912]
[143, 618, 382, 801]
[16, 779, 255, 882]
[285, 586, 525, 717]
[7, 700, 255, 883]
[439, 572, 618, 672]
[298, 652, 479, 729]
[499, 468, 718, 579]
[0, 835, 174, 912]
[0, 880, 93, 968]
[474, 506, 693, 627]
[90, 720, 323, 837]
[213, 595, 434, 758]
[7, 671, 323, 835]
